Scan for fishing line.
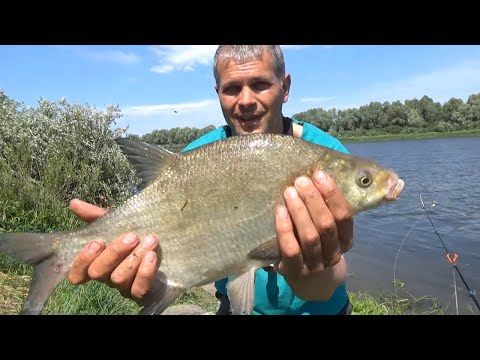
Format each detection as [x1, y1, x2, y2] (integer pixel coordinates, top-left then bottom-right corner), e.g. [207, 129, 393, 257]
[452, 267, 459, 315]
[420, 194, 480, 313]
[393, 211, 426, 299]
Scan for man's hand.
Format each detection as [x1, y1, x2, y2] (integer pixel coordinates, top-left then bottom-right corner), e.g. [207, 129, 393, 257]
[67, 199, 160, 304]
[274, 170, 353, 301]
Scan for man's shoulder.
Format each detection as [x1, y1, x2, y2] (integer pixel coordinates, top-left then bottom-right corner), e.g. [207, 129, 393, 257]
[181, 126, 227, 152]
[292, 118, 349, 154]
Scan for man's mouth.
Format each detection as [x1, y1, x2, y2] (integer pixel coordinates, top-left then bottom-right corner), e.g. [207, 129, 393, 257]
[237, 114, 262, 122]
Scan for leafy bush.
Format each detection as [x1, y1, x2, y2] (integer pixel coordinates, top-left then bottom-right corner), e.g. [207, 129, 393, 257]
[0, 89, 139, 235]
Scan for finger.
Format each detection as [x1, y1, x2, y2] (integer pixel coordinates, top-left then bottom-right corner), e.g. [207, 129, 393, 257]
[275, 204, 303, 277]
[131, 251, 160, 303]
[87, 233, 140, 283]
[284, 185, 324, 269]
[294, 176, 339, 267]
[69, 198, 108, 223]
[110, 235, 158, 298]
[68, 240, 105, 285]
[313, 170, 354, 255]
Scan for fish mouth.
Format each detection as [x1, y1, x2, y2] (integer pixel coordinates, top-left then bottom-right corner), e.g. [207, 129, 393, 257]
[384, 177, 405, 201]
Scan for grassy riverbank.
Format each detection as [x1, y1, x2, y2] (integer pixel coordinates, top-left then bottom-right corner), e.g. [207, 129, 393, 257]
[338, 129, 480, 144]
[1, 264, 446, 315]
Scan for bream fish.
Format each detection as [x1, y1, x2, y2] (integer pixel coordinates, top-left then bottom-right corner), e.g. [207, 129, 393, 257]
[0, 133, 404, 315]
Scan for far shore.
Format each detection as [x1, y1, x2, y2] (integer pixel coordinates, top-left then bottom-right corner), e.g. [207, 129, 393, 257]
[338, 129, 480, 144]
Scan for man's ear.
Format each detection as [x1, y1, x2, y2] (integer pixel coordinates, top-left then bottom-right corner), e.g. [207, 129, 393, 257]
[283, 74, 291, 103]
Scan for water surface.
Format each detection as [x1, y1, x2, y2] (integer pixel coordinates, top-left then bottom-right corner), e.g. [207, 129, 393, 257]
[344, 136, 480, 315]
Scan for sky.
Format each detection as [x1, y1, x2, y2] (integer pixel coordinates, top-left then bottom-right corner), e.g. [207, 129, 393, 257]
[1, 45, 480, 136]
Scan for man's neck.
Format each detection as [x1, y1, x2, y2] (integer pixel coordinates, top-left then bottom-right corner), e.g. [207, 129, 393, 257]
[292, 122, 303, 138]
[282, 116, 293, 136]
[282, 116, 303, 138]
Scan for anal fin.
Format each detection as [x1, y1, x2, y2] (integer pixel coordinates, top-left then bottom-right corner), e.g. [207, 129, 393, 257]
[227, 267, 257, 315]
[225, 238, 282, 315]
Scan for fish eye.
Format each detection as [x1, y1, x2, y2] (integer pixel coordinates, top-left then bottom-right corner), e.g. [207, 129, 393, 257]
[356, 171, 372, 188]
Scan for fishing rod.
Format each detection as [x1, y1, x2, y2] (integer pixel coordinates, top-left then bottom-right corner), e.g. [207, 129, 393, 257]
[420, 194, 480, 313]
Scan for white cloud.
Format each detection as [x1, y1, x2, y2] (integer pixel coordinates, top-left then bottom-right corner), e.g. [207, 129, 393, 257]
[118, 99, 225, 135]
[281, 45, 333, 50]
[122, 99, 218, 117]
[148, 45, 312, 74]
[52, 45, 140, 65]
[149, 45, 218, 74]
[286, 58, 480, 115]
[357, 59, 480, 105]
[280, 45, 312, 50]
[85, 50, 140, 65]
[300, 96, 336, 103]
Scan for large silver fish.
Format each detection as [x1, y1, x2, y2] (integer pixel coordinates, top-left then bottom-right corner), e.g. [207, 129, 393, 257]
[0, 133, 404, 315]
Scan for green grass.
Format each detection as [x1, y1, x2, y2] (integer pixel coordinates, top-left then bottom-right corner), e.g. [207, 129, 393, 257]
[0, 269, 218, 315]
[44, 280, 140, 315]
[349, 290, 445, 315]
[1, 265, 447, 315]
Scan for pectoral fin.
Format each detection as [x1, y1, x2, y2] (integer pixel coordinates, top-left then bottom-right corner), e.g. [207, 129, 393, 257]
[139, 272, 184, 315]
[247, 237, 281, 262]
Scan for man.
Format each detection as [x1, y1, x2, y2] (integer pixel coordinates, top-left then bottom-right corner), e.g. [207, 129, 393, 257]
[68, 45, 354, 315]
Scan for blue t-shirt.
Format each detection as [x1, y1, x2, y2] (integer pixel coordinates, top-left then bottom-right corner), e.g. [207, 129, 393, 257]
[182, 118, 349, 315]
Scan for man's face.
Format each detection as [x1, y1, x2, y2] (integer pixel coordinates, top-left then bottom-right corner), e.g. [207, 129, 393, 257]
[215, 51, 291, 136]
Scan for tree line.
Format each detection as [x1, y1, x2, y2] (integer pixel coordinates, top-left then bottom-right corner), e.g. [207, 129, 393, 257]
[127, 125, 217, 152]
[130, 93, 480, 148]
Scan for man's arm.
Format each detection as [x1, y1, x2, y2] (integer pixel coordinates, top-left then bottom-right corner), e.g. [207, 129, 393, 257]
[68, 199, 160, 304]
[274, 170, 353, 301]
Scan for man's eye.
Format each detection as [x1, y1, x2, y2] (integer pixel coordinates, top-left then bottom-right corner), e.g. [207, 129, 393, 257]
[253, 82, 270, 91]
[223, 86, 241, 95]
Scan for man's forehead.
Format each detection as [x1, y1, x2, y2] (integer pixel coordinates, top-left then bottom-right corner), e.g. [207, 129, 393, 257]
[216, 54, 276, 82]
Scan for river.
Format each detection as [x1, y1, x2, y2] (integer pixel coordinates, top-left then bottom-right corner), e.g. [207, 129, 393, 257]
[343, 136, 480, 315]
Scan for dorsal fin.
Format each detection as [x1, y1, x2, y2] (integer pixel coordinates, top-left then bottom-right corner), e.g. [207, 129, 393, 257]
[115, 138, 178, 188]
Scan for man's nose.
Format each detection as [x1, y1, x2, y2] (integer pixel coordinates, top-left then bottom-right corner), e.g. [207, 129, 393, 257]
[238, 87, 256, 107]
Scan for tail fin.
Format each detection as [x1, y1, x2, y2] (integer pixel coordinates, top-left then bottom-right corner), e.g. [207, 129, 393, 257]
[0, 232, 68, 315]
